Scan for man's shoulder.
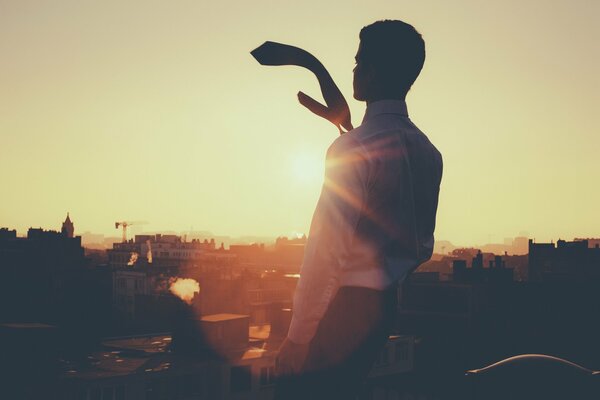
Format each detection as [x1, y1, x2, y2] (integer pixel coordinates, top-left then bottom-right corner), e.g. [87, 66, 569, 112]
[409, 123, 443, 165]
[329, 118, 383, 152]
[328, 127, 365, 156]
[342, 118, 442, 166]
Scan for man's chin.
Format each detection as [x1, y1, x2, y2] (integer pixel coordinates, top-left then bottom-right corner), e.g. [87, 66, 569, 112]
[353, 91, 366, 101]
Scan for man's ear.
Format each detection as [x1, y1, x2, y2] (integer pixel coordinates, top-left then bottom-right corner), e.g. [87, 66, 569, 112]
[357, 61, 381, 101]
[363, 64, 380, 97]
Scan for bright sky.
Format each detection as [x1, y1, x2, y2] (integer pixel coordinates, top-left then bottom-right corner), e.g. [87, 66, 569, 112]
[0, 0, 598, 245]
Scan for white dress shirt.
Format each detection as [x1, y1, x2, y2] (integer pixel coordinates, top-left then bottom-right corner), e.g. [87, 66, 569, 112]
[287, 99, 443, 344]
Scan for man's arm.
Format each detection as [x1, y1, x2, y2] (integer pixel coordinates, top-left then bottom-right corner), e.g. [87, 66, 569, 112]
[286, 138, 369, 345]
[251, 41, 353, 133]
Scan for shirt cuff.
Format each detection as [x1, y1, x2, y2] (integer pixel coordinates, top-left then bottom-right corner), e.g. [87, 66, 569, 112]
[286, 315, 319, 345]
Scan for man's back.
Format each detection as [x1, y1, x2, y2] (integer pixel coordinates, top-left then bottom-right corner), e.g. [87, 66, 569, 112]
[287, 99, 442, 344]
[280, 99, 442, 400]
[321, 99, 442, 290]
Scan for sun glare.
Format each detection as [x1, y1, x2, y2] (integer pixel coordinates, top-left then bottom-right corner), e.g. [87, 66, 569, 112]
[291, 152, 324, 185]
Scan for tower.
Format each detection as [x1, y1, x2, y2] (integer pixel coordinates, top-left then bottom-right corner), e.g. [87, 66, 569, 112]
[61, 213, 74, 238]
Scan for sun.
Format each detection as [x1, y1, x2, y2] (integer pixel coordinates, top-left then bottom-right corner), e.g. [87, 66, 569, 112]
[291, 152, 324, 185]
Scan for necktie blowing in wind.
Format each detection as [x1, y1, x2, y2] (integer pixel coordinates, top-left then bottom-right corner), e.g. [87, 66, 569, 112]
[251, 41, 353, 134]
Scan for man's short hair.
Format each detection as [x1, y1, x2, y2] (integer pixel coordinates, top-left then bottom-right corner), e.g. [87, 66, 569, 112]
[359, 20, 425, 95]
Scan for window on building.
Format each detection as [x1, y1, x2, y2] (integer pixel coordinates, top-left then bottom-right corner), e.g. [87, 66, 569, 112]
[207, 367, 220, 399]
[230, 365, 252, 393]
[114, 386, 125, 400]
[254, 308, 266, 324]
[147, 378, 167, 400]
[181, 374, 203, 397]
[89, 388, 101, 400]
[374, 348, 390, 367]
[395, 341, 409, 362]
[102, 387, 114, 400]
[166, 378, 180, 399]
[259, 366, 276, 387]
[74, 388, 87, 400]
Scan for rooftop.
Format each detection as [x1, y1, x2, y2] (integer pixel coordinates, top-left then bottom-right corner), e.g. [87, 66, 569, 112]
[200, 313, 248, 322]
[60, 329, 275, 381]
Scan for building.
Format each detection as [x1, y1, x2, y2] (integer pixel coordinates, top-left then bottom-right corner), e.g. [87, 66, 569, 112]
[245, 272, 297, 324]
[0, 223, 86, 323]
[61, 213, 75, 238]
[229, 236, 306, 274]
[113, 266, 173, 318]
[54, 312, 414, 400]
[50, 312, 278, 400]
[574, 238, 600, 249]
[113, 264, 247, 322]
[529, 239, 600, 282]
[108, 234, 231, 269]
[452, 251, 514, 283]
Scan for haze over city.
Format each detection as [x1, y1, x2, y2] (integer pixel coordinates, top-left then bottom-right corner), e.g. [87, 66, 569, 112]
[1, 0, 598, 245]
[2, 2, 600, 399]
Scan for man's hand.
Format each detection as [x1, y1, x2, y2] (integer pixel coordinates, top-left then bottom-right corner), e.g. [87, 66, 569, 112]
[275, 337, 310, 376]
[251, 41, 353, 134]
[298, 91, 353, 134]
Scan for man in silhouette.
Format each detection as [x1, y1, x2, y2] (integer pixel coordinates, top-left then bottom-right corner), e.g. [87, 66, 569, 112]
[276, 20, 443, 399]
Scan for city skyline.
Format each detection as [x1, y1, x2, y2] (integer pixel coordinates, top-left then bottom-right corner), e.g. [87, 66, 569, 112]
[1, 208, 593, 249]
[1, 0, 598, 245]
[3, 208, 599, 399]
[1, 212, 584, 257]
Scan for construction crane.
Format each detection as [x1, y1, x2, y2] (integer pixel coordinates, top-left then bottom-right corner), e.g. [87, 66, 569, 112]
[115, 221, 147, 242]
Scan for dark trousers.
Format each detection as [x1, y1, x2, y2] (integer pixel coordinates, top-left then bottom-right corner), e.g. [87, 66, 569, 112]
[275, 285, 398, 400]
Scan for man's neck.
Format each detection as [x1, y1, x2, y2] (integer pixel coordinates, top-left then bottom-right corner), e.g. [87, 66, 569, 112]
[366, 95, 406, 106]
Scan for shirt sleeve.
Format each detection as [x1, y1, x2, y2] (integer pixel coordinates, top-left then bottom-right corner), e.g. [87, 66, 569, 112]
[287, 138, 369, 344]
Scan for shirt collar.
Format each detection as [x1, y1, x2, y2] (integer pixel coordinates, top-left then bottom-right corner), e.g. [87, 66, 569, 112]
[362, 99, 409, 124]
